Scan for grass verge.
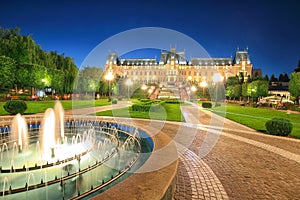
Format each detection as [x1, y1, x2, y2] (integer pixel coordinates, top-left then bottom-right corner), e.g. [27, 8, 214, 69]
[96, 102, 184, 122]
[211, 103, 300, 138]
[0, 99, 111, 115]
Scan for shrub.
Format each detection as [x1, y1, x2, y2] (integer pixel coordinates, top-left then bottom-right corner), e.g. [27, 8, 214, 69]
[202, 102, 212, 108]
[111, 99, 118, 104]
[265, 118, 293, 136]
[164, 100, 182, 104]
[3, 100, 27, 114]
[131, 102, 162, 112]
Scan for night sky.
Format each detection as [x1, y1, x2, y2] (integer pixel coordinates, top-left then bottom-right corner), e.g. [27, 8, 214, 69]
[1, 0, 300, 76]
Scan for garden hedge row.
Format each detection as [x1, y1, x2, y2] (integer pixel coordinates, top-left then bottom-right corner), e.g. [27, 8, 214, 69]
[131, 102, 163, 112]
[202, 102, 212, 108]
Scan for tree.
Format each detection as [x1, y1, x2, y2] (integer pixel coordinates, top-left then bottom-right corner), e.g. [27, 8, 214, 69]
[226, 85, 235, 100]
[237, 73, 244, 83]
[242, 83, 249, 100]
[233, 84, 242, 100]
[269, 74, 278, 83]
[248, 80, 269, 101]
[75, 66, 102, 94]
[294, 60, 300, 72]
[0, 27, 78, 94]
[0, 56, 17, 90]
[289, 72, 300, 106]
[226, 76, 239, 86]
[263, 74, 269, 81]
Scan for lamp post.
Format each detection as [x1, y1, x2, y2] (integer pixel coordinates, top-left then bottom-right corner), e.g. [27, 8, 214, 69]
[105, 71, 114, 101]
[141, 84, 147, 98]
[251, 88, 255, 106]
[125, 78, 133, 102]
[212, 73, 224, 106]
[199, 80, 207, 98]
[42, 79, 46, 98]
[187, 75, 192, 85]
[190, 85, 197, 101]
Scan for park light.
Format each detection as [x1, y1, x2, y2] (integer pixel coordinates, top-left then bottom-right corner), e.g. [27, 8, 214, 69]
[141, 84, 147, 91]
[212, 73, 224, 105]
[191, 85, 197, 92]
[199, 80, 208, 97]
[212, 73, 224, 83]
[125, 78, 133, 101]
[105, 71, 114, 100]
[105, 71, 114, 82]
[200, 80, 208, 88]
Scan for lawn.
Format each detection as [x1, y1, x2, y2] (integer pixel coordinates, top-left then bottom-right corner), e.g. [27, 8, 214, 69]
[211, 103, 300, 138]
[0, 99, 111, 115]
[96, 102, 184, 122]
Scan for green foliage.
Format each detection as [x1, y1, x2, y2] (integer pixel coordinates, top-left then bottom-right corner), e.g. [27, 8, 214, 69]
[0, 27, 78, 95]
[226, 76, 239, 86]
[3, 100, 27, 114]
[202, 102, 212, 108]
[131, 102, 162, 112]
[289, 72, 300, 99]
[248, 80, 269, 99]
[111, 99, 118, 104]
[226, 84, 241, 99]
[265, 118, 293, 136]
[0, 56, 17, 88]
[75, 66, 103, 93]
[164, 100, 182, 104]
[242, 83, 249, 98]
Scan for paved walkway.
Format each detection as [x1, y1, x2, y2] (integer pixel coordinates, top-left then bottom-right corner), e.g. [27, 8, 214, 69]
[3, 101, 300, 199]
[172, 104, 300, 199]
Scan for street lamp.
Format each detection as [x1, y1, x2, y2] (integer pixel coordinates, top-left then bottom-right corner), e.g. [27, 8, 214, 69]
[187, 75, 192, 85]
[190, 85, 197, 101]
[199, 80, 208, 98]
[105, 71, 114, 100]
[125, 78, 133, 102]
[212, 73, 224, 106]
[141, 84, 147, 91]
[251, 88, 255, 105]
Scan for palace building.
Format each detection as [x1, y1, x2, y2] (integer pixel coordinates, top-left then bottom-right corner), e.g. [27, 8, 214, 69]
[104, 48, 252, 86]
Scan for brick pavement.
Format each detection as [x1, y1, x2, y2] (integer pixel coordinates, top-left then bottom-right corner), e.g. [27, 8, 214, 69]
[171, 105, 300, 199]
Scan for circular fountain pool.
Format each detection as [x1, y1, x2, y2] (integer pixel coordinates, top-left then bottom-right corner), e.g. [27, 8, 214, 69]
[0, 102, 153, 199]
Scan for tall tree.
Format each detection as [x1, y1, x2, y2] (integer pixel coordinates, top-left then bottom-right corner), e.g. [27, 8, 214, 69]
[294, 60, 300, 72]
[248, 80, 269, 101]
[226, 76, 239, 86]
[269, 74, 278, 83]
[263, 74, 269, 81]
[0, 56, 17, 91]
[289, 72, 300, 106]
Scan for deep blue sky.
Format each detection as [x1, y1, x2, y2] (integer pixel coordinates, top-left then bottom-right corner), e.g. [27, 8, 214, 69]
[1, 0, 300, 76]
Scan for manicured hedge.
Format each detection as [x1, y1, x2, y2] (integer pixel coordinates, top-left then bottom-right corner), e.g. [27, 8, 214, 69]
[202, 102, 212, 108]
[111, 99, 118, 104]
[265, 118, 293, 136]
[164, 100, 182, 104]
[131, 102, 162, 112]
[3, 100, 27, 114]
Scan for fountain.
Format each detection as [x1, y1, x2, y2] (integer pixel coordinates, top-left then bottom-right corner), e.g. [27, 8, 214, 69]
[0, 101, 153, 199]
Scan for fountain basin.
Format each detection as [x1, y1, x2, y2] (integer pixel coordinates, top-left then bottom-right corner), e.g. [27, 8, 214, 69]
[0, 115, 154, 199]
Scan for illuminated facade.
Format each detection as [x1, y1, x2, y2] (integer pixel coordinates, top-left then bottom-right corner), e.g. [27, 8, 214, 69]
[104, 48, 252, 85]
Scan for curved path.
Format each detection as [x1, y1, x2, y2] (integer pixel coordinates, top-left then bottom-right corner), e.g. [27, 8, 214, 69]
[3, 101, 300, 199]
[65, 102, 300, 199]
[173, 104, 300, 199]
